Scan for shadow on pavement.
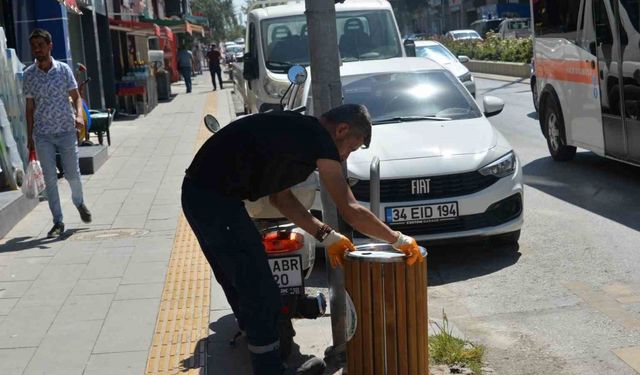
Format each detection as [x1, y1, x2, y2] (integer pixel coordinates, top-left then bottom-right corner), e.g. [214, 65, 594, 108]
[527, 111, 539, 120]
[524, 152, 640, 231]
[0, 228, 89, 254]
[426, 241, 520, 286]
[181, 313, 336, 374]
[305, 240, 520, 289]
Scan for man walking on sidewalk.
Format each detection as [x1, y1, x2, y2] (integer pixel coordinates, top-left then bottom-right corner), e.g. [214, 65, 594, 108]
[177, 44, 194, 93]
[182, 105, 422, 375]
[206, 44, 223, 90]
[24, 29, 92, 238]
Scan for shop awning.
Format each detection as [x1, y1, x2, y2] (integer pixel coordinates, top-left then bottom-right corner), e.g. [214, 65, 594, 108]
[109, 18, 162, 37]
[57, 0, 83, 15]
[139, 17, 206, 36]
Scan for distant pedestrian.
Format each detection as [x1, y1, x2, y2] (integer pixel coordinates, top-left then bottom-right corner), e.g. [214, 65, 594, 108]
[177, 44, 194, 93]
[23, 28, 92, 238]
[206, 44, 223, 91]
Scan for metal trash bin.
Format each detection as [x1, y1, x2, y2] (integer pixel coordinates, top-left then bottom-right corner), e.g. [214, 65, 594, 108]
[156, 70, 171, 100]
[344, 243, 428, 375]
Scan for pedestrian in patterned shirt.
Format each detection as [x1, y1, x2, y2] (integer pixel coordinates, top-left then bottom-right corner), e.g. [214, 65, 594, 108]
[24, 28, 92, 238]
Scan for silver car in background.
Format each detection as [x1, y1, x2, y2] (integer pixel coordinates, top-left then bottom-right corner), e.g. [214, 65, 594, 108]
[414, 40, 476, 97]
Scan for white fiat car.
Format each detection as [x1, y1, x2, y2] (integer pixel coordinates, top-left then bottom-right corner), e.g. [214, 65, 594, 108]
[291, 58, 523, 244]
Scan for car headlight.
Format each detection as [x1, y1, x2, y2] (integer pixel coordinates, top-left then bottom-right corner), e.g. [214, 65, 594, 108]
[264, 78, 288, 98]
[478, 152, 517, 178]
[458, 72, 472, 82]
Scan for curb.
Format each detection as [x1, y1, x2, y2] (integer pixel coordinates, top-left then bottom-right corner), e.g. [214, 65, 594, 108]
[464, 59, 530, 78]
[472, 72, 531, 85]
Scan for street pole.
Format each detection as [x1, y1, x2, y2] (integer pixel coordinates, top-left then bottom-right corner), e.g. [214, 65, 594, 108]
[304, 0, 348, 364]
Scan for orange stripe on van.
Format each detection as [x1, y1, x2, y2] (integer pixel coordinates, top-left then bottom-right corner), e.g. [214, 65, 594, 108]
[536, 58, 596, 84]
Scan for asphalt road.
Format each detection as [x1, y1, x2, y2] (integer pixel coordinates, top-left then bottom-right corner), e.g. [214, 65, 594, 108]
[303, 76, 640, 374]
[422, 77, 640, 374]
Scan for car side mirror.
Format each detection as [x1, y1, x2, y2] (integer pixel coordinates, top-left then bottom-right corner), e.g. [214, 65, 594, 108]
[483, 96, 505, 117]
[404, 39, 416, 57]
[458, 55, 470, 63]
[242, 53, 258, 80]
[204, 114, 220, 133]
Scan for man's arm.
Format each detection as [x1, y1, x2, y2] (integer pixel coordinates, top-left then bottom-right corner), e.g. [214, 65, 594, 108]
[317, 158, 399, 243]
[26, 98, 35, 151]
[69, 89, 84, 130]
[269, 189, 324, 237]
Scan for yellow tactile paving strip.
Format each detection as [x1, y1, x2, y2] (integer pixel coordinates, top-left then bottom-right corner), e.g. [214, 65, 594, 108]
[145, 93, 217, 374]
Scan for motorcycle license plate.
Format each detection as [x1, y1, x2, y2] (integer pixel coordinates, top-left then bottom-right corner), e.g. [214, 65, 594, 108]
[385, 202, 459, 224]
[268, 255, 304, 295]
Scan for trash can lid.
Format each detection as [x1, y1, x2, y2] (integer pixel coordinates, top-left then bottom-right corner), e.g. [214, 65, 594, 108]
[347, 243, 427, 263]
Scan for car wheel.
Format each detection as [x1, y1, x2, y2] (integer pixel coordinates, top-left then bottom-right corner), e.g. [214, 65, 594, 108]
[543, 95, 576, 161]
[531, 78, 539, 112]
[492, 230, 521, 245]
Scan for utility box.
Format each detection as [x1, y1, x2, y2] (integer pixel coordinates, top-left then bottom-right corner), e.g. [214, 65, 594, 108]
[344, 244, 428, 375]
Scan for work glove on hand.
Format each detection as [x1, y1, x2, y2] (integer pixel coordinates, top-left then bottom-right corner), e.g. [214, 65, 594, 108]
[322, 231, 356, 268]
[392, 231, 423, 266]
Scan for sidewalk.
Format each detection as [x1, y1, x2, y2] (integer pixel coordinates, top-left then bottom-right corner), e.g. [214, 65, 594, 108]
[0, 74, 218, 375]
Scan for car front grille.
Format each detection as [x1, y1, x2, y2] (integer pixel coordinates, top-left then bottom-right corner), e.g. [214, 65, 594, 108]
[351, 171, 499, 202]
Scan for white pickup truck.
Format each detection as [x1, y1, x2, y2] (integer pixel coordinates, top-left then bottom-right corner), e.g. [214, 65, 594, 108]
[232, 0, 409, 114]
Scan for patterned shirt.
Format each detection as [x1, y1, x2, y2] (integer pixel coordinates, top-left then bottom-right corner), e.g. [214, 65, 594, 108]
[23, 58, 78, 135]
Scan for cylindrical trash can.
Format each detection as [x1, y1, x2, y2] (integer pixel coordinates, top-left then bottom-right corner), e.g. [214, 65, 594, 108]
[344, 243, 428, 375]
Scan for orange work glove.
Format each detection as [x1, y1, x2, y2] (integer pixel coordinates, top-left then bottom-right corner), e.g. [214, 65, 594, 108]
[391, 231, 424, 266]
[322, 231, 356, 268]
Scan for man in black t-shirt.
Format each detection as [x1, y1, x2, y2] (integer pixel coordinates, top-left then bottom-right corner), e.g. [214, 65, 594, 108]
[182, 104, 422, 375]
[206, 44, 223, 90]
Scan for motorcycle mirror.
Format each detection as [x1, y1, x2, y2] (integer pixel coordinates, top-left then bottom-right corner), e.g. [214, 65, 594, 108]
[287, 65, 307, 85]
[204, 114, 220, 133]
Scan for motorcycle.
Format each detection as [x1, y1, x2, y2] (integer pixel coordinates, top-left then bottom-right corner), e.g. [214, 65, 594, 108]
[202, 65, 325, 360]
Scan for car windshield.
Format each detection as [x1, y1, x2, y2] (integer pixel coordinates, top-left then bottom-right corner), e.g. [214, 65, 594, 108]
[416, 44, 457, 65]
[227, 46, 243, 53]
[342, 71, 481, 123]
[261, 10, 402, 73]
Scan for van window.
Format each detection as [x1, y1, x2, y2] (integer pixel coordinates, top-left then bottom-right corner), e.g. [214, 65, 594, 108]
[533, 0, 580, 38]
[261, 10, 401, 73]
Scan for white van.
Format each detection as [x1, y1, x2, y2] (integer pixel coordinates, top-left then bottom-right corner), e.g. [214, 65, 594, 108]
[233, 0, 406, 114]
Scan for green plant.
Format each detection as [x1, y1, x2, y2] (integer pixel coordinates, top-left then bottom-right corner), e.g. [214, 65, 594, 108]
[441, 33, 533, 63]
[429, 311, 485, 374]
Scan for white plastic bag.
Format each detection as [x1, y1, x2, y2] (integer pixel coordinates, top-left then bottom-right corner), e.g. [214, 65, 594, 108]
[22, 150, 45, 199]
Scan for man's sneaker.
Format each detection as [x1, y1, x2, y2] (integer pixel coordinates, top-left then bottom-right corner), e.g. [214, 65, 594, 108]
[284, 356, 326, 375]
[47, 222, 65, 238]
[77, 203, 92, 223]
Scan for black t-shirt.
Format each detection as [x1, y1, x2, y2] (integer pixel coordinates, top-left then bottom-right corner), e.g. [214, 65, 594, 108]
[186, 111, 341, 201]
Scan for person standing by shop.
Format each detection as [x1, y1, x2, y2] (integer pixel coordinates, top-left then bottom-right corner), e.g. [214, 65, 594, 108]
[24, 28, 92, 238]
[206, 44, 223, 91]
[177, 44, 194, 93]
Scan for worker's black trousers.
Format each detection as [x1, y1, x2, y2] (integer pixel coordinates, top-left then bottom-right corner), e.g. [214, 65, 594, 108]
[181, 177, 283, 375]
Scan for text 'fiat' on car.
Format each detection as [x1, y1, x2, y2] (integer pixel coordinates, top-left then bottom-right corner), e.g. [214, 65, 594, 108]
[341, 58, 523, 244]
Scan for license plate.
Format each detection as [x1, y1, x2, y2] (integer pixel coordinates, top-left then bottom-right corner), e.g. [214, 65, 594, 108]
[268, 255, 304, 295]
[385, 202, 458, 224]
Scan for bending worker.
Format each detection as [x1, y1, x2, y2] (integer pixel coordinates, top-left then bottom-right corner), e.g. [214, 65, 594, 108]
[181, 104, 423, 375]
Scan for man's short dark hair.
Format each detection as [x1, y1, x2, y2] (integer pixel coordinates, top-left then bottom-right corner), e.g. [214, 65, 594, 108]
[29, 29, 52, 44]
[321, 104, 372, 148]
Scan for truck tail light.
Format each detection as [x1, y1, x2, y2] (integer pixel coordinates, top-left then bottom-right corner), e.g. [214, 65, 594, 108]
[262, 231, 304, 254]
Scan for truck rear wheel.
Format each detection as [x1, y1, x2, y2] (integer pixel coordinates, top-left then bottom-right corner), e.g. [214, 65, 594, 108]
[543, 95, 576, 161]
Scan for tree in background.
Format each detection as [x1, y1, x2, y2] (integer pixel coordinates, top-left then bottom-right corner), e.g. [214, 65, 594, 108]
[191, 0, 245, 42]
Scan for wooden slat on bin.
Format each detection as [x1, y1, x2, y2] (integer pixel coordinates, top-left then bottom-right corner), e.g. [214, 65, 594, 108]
[351, 259, 363, 375]
[384, 263, 398, 375]
[406, 261, 418, 375]
[395, 262, 409, 375]
[371, 264, 385, 375]
[416, 260, 428, 374]
[361, 261, 374, 375]
[345, 259, 358, 374]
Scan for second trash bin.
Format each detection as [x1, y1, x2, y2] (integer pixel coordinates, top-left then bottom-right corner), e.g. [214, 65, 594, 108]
[344, 243, 428, 375]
